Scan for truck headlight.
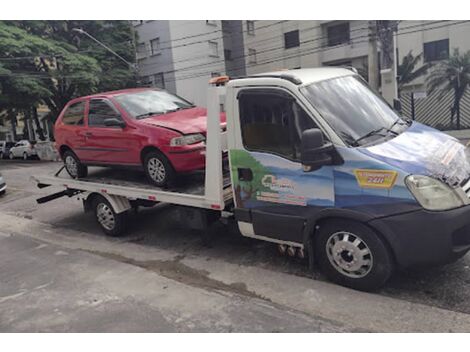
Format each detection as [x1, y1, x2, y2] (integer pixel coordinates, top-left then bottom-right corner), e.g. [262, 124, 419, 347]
[405, 175, 466, 211]
[170, 133, 205, 146]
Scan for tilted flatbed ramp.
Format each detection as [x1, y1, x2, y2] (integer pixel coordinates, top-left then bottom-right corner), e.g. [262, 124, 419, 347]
[33, 166, 233, 210]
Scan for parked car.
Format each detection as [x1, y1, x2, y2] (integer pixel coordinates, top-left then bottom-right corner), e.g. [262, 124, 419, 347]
[54, 88, 226, 186]
[0, 141, 15, 159]
[0, 172, 6, 195]
[9, 140, 38, 160]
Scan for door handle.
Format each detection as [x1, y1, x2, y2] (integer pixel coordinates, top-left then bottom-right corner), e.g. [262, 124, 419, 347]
[238, 168, 253, 181]
[84, 132, 93, 137]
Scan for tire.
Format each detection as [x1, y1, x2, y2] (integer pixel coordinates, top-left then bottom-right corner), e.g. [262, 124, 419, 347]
[23, 152, 28, 160]
[9, 152, 14, 160]
[63, 150, 88, 179]
[143, 151, 175, 187]
[315, 219, 394, 291]
[92, 195, 127, 237]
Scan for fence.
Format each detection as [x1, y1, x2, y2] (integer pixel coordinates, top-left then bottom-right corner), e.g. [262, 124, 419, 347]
[400, 89, 470, 130]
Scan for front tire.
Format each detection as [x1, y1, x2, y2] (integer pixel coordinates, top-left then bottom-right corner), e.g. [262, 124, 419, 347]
[315, 219, 394, 291]
[63, 150, 88, 179]
[92, 196, 127, 237]
[143, 151, 175, 187]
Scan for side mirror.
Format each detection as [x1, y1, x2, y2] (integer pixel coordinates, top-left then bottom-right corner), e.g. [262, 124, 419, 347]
[393, 99, 402, 113]
[301, 128, 334, 171]
[104, 117, 126, 128]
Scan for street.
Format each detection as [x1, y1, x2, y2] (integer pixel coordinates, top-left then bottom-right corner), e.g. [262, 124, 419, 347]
[1, 159, 470, 332]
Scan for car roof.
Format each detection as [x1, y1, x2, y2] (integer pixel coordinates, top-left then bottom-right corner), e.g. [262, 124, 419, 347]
[76, 87, 157, 100]
[234, 67, 356, 86]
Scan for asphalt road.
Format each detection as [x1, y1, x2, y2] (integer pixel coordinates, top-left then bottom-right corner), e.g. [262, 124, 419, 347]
[1, 159, 470, 331]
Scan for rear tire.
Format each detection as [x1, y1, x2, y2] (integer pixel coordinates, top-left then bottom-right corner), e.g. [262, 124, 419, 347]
[143, 151, 175, 187]
[315, 219, 394, 292]
[63, 150, 88, 179]
[92, 196, 127, 237]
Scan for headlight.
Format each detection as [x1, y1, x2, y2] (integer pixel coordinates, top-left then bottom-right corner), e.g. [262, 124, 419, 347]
[405, 175, 466, 211]
[170, 133, 205, 146]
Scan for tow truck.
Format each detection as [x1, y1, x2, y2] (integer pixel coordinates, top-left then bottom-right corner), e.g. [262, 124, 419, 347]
[34, 68, 470, 291]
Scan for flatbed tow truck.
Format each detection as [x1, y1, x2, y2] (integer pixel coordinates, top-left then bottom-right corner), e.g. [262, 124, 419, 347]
[34, 68, 470, 291]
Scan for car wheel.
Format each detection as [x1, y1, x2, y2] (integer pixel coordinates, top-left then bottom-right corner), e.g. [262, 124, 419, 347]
[9, 152, 14, 160]
[92, 196, 127, 237]
[23, 152, 29, 160]
[144, 151, 175, 187]
[63, 150, 88, 179]
[315, 219, 394, 292]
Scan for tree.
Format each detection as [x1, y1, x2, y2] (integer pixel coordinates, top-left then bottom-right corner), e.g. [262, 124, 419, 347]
[427, 48, 470, 130]
[0, 21, 137, 139]
[397, 51, 429, 92]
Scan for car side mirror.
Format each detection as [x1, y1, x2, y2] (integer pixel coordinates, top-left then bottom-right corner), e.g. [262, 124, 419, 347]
[301, 128, 334, 171]
[104, 117, 126, 128]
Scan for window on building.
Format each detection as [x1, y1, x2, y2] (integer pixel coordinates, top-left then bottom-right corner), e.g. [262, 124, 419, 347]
[224, 49, 232, 61]
[327, 22, 350, 47]
[206, 20, 217, 26]
[137, 42, 147, 59]
[209, 41, 219, 57]
[284, 30, 300, 49]
[150, 38, 161, 55]
[247, 21, 255, 35]
[424, 39, 449, 62]
[62, 101, 85, 126]
[238, 90, 317, 160]
[153, 72, 165, 89]
[88, 99, 122, 127]
[248, 48, 257, 64]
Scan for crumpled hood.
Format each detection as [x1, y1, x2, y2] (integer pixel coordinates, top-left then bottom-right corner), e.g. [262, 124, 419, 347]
[359, 122, 470, 186]
[138, 107, 227, 134]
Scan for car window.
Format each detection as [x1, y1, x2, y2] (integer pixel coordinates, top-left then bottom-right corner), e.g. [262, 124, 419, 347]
[88, 99, 122, 127]
[238, 90, 317, 160]
[62, 101, 85, 126]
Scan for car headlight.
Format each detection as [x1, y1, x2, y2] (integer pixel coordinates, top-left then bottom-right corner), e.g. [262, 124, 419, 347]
[170, 133, 205, 147]
[405, 175, 467, 211]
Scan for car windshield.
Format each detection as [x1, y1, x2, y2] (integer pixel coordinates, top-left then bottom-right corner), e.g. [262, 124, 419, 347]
[300, 75, 407, 147]
[114, 89, 195, 119]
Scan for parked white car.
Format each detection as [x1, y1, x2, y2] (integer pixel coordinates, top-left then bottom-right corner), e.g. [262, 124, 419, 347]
[0, 172, 6, 195]
[9, 140, 38, 160]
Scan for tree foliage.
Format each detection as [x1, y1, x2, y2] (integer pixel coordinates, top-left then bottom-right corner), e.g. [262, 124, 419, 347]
[0, 20, 137, 139]
[427, 48, 470, 129]
[397, 50, 429, 90]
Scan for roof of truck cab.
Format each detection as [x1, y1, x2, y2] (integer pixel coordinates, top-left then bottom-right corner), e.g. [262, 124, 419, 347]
[235, 67, 355, 86]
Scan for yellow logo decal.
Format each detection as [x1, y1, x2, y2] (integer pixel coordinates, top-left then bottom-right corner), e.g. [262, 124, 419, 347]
[353, 169, 398, 189]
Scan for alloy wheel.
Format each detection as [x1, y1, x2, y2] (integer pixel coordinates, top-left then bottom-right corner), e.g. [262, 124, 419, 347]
[96, 202, 115, 231]
[65, 155, 78, 177]
[147, 157, 166, 183]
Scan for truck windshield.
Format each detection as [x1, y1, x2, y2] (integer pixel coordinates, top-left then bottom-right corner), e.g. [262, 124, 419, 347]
[114, 90, 195, 119]
[300, 75, 407, 147]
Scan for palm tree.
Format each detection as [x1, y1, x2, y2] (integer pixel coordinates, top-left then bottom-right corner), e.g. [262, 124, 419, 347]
[427, 48, 470, 130]
[397, 51, 429, 93]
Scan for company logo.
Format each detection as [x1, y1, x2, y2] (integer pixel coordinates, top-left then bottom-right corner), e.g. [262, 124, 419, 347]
[353, 169, 398, 189]
[261, 175, 294, 192]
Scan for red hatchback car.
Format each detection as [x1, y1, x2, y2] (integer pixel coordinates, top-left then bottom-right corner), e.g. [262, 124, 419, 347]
[54, 88, 226, 186]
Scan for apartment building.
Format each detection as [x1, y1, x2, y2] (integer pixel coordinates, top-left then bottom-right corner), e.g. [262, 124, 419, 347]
[242, 20, 470, 128]
[133, 20, 245, 107]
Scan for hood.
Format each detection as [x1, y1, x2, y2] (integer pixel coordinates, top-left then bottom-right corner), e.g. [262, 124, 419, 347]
[359, 122, 470, 186]
[138, 107, 227, 134]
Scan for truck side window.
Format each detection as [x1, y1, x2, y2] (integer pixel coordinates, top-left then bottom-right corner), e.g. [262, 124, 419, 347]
[239, 91, 317, 160]
[88, 99, 122, 127]
[62, 101, 85, 126]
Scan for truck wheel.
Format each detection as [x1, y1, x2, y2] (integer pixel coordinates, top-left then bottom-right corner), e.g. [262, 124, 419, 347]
[63, 150, 88, 179]
[144, 151, 175, 187]
[92, 196, 127, 237]
[315, 219, 394, 291]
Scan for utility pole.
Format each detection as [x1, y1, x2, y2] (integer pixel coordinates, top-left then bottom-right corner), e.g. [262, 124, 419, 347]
[368, 21, 379, 91]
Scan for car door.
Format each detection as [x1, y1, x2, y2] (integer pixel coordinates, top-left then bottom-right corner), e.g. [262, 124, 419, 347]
[12, 142, 24, 157]
[84, 98, 137, 165]
[59, 100, 88, 160]
[229, 88, 335, 244]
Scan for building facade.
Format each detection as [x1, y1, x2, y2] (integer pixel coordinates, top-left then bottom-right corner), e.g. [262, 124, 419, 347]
[133, 20, 246, 107]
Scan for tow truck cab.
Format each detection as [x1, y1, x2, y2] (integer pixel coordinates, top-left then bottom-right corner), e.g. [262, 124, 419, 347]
[224, 68, 470, 290]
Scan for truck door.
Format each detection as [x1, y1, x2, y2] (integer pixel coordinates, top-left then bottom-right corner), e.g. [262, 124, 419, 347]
[229, 88, 335, 244]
